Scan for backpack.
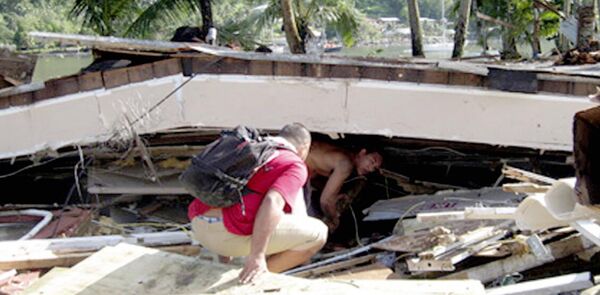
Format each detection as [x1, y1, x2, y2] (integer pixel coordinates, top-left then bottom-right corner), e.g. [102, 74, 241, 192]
[179, 126, 286, 211]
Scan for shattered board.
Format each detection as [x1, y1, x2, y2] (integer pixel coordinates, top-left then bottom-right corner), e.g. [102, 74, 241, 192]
[363, 187, 524, 221]
[22, 243, 485, 295]
[373, 220, 506, 253]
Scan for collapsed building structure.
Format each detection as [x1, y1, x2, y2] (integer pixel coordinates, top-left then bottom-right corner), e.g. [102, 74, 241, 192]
[0, 32, 598, 294]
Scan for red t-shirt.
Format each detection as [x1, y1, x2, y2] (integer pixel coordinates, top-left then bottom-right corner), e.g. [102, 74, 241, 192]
[188, 149, 308, 235]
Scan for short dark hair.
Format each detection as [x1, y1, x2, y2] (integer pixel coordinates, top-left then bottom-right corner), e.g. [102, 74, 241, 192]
[280, 123, 311, 149]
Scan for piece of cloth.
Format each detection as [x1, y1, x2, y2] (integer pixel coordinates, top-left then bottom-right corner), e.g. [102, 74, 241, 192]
[191, 213, 327, 257]
[188, 148, 308, 235]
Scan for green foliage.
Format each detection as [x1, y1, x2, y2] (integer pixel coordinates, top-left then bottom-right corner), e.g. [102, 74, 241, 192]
[356, 0, 455, 22]
[0, 0, 83, 48]
[71, 0, 143, 36]
[240, 0, 364, 49]
[0, 15, 13, 45]
[124, 0, 202, 38]
[355, 0, 403, 18]
[477, 0, 561, 56]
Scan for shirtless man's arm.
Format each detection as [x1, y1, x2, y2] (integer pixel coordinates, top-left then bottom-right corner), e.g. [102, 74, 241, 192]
[319, 156, 353, 230]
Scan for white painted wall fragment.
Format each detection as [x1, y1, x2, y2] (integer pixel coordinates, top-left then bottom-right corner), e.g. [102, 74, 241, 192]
[0, 74, 596, 159]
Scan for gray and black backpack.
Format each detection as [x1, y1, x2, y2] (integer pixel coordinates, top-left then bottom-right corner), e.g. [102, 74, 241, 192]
[180, 126, 285, 210]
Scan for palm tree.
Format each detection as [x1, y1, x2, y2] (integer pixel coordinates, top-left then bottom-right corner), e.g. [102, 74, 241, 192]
[70, 0, 140, 36]
[126, 0, 214, 39]
[71, 0, 214, 39]
[451, 0, 471, 58]
[476, 0, 561, 60]
[407, 0, 424, 57]
[281, 0, 304, 53]
[577, 0, 596, 51]
[245, 0, 363, 54]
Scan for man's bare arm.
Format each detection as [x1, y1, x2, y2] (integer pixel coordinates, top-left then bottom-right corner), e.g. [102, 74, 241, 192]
[239, 189, 285, 284]
[319, 160, 353, 223]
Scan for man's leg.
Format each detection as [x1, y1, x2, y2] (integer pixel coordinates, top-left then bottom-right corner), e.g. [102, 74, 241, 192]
[266, 241, 325, 272]
[264, 214, 328, 272]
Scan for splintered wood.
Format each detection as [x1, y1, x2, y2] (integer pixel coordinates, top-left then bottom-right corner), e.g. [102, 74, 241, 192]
[22, 243, 486, 295]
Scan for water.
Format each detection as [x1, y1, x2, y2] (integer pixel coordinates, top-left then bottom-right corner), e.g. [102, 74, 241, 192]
[340, 38, 557, 60]
[32, 52, 93, 82]
[30, 38, 556, 83]
[339, 42, 495, 59]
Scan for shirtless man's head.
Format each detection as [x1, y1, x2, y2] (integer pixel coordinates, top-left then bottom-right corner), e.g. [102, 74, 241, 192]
[354, 149, 383, 176]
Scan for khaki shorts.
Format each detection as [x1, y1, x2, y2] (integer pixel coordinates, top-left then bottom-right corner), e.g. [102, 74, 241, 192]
[191, 212, 327, 257]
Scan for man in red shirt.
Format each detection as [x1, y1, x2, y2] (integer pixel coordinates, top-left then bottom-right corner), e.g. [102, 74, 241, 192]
[188, 123, 327, 283]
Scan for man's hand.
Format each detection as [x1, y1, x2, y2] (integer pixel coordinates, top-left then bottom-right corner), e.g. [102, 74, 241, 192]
[324, 215, 340, 233]
[239, 253, 268, 284]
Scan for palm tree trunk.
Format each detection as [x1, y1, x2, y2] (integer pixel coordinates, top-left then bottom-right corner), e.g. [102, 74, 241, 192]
[501, 5, 520, 60]
[577, 0, 597, 51]
[281, 0, 304, 54]
[407, 0, 424, 57]
[531, 8, 541, 58]
[199, 0, 213, 37]
[559, 0, 572, 52]
[452, 0, 472, 58]
[501, 29, 520, 59]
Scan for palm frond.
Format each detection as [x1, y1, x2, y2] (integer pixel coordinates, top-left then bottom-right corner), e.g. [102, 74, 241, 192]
[70, 0, 136, 36]
[125, 0, 201, 37]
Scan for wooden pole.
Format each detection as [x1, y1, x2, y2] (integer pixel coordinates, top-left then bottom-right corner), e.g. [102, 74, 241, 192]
[452, 0, 472, 58]
[407, 0, 424, 57]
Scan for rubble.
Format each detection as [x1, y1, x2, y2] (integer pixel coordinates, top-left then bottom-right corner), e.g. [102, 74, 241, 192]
[0, 33, 598, 294]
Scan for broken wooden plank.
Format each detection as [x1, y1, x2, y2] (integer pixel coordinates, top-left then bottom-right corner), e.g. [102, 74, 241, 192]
[1, 244, 200, 271]
[20, 267, 69, 294]
[87, 167, 188, 195]
[284, 236, 394, 275]
[502, 182, 551, 193]
[408, 225, 508, 272]
[408, 231, 506, 272]
[443, 234, 594, 283]
[293, 254, 377, 278]
[377, 220, 503, 252]
[502, 166, 557, 185]
[91, 145, 204, 160]
[0, 231, 192, 270]
[326, 263, 393, 280]
[22, 243, 486, 295]
[418, 226, 502, 259]
[486, 272, 593, 295]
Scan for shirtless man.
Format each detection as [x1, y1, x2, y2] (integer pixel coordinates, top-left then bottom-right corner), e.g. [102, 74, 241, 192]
[305, 141, 383, 231]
